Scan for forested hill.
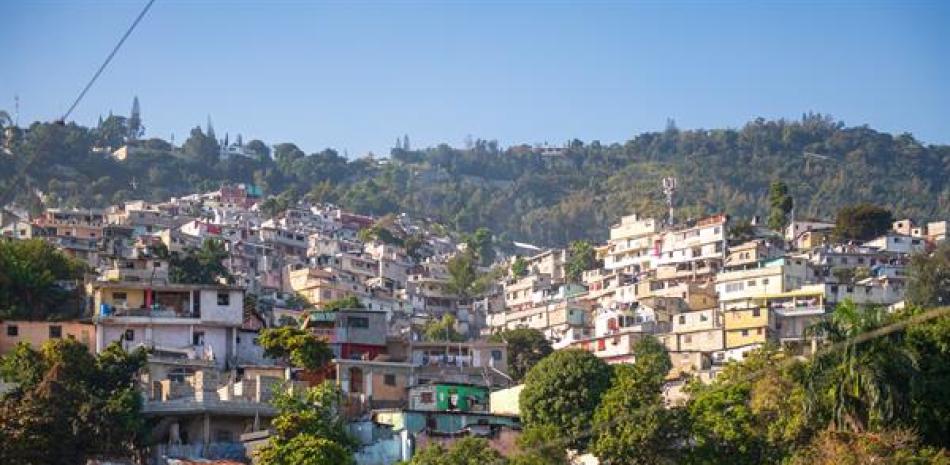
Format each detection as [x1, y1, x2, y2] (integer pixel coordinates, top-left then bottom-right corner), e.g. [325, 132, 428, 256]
[1, 114, 948, 247]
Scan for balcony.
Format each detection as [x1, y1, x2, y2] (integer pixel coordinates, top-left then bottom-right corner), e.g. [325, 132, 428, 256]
[98, 304, 197, 320]
[772, 304, 825, 317]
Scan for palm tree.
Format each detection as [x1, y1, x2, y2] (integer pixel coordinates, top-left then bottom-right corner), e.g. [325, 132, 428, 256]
[805, 300, 918, 432]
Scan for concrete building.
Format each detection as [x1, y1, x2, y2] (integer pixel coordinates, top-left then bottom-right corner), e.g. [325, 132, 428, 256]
[0, 320, 96, 354]
[89, 281, 245, 370]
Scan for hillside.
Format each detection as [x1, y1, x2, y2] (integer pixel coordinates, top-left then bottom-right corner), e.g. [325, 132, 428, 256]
[2, 113, 948, 246]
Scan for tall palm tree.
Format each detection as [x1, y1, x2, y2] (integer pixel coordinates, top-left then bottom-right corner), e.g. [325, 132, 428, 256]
[805, 300, 918, 432]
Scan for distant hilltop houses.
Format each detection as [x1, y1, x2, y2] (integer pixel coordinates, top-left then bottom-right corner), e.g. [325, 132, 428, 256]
[0, 182, 947, 464]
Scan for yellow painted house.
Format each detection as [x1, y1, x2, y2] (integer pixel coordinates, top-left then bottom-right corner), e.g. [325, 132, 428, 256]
[723, 305, 773, 349]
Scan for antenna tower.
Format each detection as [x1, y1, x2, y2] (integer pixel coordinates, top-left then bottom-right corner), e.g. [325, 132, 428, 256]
[662, 177, 677, 225]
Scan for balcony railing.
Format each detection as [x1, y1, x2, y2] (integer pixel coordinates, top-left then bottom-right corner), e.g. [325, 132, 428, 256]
[99, 304, 196, 319]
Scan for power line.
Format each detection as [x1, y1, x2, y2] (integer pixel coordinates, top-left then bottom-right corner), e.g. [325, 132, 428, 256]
[60, 0, 156, 122]
[0, 0, 156, 209]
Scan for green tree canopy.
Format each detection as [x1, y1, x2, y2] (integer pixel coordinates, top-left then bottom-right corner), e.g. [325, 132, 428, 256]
[0, 239, 86, 320]
[446, 251, 484, 300]
[590, 337, 682, 465]
[488, 328, 552, 382]
[906, 242, 950, 307]
[422, 314, 467, 342]
[319, 295, 364, 312]
[465, 227, 495, 266]
[510, 256, 528, 278]
[182, 125, 220, 166]
[168, 238, 232, 285]
[257, 382, 356, 465]
[258, 327, 334, 370]
[401, 437, 507, 465]
[767, 181, 794, 231]
[520, 348, 612, 450]
[565, 240, 598, 283]
[833, 204, 894, 241]
[0, 339, 147, 464]
[509, 424, 570, 465]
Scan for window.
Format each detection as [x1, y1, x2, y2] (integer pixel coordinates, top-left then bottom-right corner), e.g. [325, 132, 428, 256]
[756, 328, 764, 335]
[6, 325, 18, 337]
[762, 278, 769, 285]
[597, 339, 606, 351]
[678, 315, 686, 324]
[747, 280, 756, 287]
[124, 329, 134, 341]
[384, 374, 396, 386]
[420, 392, 434, 403]
[193, 331, 205, 346]
[683, 335, 692, 344]
[740, 329, 749, 337]
[752, 308, 761, 317]
[113, 292, 127, 302]
[217, 292, 230, 306]
[49, 325, 62, 339]
[491, 350, 503, 361]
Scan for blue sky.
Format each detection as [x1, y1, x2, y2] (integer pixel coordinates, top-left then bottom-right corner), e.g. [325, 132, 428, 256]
[3, 0, 949, 156]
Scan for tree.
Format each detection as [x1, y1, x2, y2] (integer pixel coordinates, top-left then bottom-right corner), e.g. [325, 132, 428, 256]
[403, 233, 426, 261]
[510, 256, 528, 278]
[466, 227, 495, 266]
[128, 96, 143, 140]
[319, 296, 363, 312]
[488, 328, 552, 382]
[422, 314, 466, 342]
[591, 337, 682, 465]
[0, 339, 147, 464]
[686, 347, 810, 465]
[0, 239, 86, 320]
[906, 242, 950, 307]
[446, 251, 483, 300]
[182, 126, 220, 166]
[258, 327, 334, 370]
[169, 238, 232, 284]
[257, 382, 356, 465]
[96, 114, 129, 148]
[565, 240, 598, 283]
[246, 139, 271, 159]
[833, 204, 894, 242]
[903, 307, 950, 448]
[804, 300, 917, 433]
[729, 219, 757, 241]
[509, 425, 570, 465]
[767, 181, 793, 231]
[788, 429, 947, 465]
[402, 437, 507, 465]
[520, 348, 612, 449]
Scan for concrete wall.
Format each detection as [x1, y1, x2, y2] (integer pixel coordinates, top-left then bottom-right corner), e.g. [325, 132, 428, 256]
[0, 321, 95, 354]
[199, 289, 244, 325]
[677, 328, 724, 352]
[489, 384, 523, 416]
